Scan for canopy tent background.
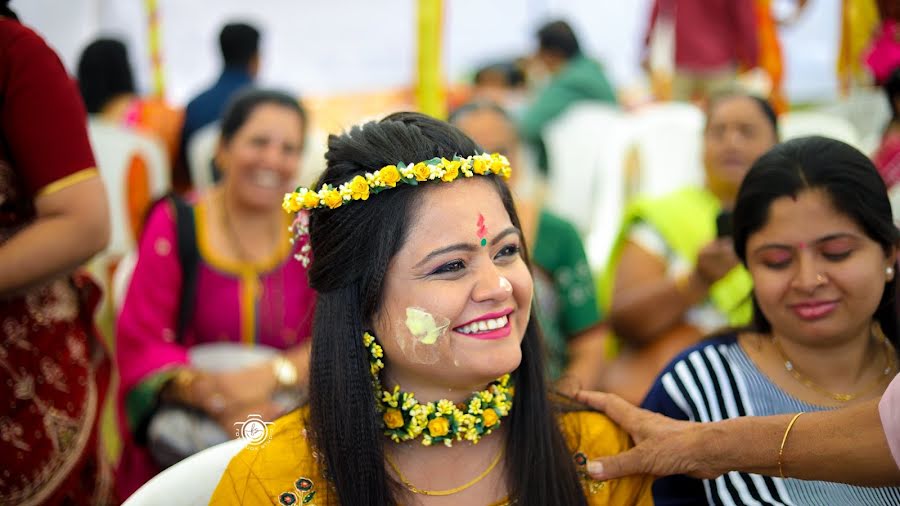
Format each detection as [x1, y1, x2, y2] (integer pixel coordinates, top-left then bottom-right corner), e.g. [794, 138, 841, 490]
[12, 0, 843, 112]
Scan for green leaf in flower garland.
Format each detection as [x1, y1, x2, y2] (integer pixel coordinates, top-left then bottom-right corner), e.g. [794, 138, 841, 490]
[425, 157, 441, 165]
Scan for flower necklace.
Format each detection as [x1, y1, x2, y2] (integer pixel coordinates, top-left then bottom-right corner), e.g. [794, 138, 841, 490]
[772, 328, 897, 402]
[362, 332, 514, 447]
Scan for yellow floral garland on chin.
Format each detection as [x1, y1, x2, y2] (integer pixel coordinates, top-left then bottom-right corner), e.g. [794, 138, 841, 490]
[362, 332, 514, 447]
[282, 152, 512, 213]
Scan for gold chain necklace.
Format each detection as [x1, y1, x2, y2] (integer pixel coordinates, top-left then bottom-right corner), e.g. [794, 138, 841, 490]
[385, 448, 504, 497]
[772, 331, 897, 402]
[220, 191, 280, 265]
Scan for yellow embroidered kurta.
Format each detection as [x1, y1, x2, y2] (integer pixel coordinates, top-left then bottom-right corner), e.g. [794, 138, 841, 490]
[209, 406, 653, 505]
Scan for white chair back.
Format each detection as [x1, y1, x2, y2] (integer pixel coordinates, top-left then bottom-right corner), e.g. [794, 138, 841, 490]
[544, 103, 626, 237]
[187, 122, 220, 193]
[629, 102, 705, 199]
[88, 119, 171, 258]
[779, 111, 862, 151]
[122, 438, 248, 506]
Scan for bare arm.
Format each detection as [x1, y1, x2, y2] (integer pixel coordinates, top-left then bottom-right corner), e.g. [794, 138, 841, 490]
[0, 175, 109, 296]
[609, 240, 706, 345]
[560, 324, 610, 391]
[576, 391, 900, 487]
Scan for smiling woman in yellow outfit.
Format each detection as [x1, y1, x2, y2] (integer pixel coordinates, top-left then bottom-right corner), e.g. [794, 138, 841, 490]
[209, 113, 653, 505]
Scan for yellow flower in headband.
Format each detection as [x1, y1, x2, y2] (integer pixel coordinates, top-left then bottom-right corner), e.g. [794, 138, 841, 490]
[282, 193, 302, 213]
[473, 157, 489, 175]
[441, 158, 460, 182]
[282, 153, 511, 213]
[412, 162, 431, 182]
[348, 175, 370, 200]
[378, 165, 401, 187]
[301, 190, 321, 209]
[490, 154, 508, 175]
[322, 189, 343, 209]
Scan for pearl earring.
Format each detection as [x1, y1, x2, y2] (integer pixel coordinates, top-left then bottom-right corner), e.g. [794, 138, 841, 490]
[887, 266, 895, 280]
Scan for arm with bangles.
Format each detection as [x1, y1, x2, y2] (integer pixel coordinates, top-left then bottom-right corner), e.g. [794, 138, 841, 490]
[576, 391, 900, 487]
[163, 341, 311, 429]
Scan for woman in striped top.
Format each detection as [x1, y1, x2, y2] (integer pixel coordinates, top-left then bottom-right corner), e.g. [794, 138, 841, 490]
[642, 136, 900, 505]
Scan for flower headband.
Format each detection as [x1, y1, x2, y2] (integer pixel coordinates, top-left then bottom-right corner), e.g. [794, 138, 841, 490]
[282, 152, 512, 266]
[282, 152, 511, 213]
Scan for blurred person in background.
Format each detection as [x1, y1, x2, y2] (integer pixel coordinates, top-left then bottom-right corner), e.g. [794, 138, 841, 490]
[451, 101, 607, 392]
[115, 89, 315, 498]
[520, 20, 617, 175]
[0, 3, 113, 504]
[643, 0, 759, 103]
[469, 60, 529, 117]
[600, 91, 778, 404]
[77, 37, 184, 168]
[179, 22, 260, 188]
[874, 66, 900, 191]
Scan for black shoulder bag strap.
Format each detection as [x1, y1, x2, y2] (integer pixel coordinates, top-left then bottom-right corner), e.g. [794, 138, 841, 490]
[170, 195, 199, 340]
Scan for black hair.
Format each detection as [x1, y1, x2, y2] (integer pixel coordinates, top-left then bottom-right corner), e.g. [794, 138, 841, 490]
[706, 90, 780, 141]
[537, 20, 581, 60]
[884, 66, 900, 126]
[219, 22, 260, 69]
[473, 61, 526, 88]
[1, 0, 17, 20]
[219, 88, 307, 146]
[76, 38, 136, 114]
[305, 112, 587, 505]
[448, 99, 514, 126]
[732, 136, 900, 350]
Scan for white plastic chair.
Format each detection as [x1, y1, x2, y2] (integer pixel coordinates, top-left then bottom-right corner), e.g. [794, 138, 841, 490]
[187, 122, 220, 193]
[628, 102, 705, 199]
[779, 111, 862, 151]
[88, 119, 172, 259]
[544, 103, 626, 236]
[122, 438, 248, 506]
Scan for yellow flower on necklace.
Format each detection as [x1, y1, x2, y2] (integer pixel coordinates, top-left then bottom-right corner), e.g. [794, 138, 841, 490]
[384, 408, 405, 429]
[348, 175, 370, 200]
[482, 408, 499, 427]
[379, 165, 401, 187]
[412, 162, 431, 182]
[302, 190, 321, 209]
[322, 189, 343, 209]
[427, 416, 450, 437]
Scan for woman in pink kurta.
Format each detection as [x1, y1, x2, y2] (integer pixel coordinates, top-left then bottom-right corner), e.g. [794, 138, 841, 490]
[114, 89, 316, 499]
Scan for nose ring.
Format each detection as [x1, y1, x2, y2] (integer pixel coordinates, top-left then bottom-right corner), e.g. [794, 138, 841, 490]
[815, 273, 827, 285]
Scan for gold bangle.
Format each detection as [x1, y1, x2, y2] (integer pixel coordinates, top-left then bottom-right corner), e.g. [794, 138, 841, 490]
[777, 412, 805, 479]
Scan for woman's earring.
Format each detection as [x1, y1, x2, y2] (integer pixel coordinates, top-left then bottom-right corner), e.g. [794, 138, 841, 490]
[887, 266, 895, 281]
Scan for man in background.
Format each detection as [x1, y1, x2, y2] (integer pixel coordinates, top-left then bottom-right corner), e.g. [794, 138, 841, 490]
[179, 22, 260, 186]
[520, 20, 618, 174]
